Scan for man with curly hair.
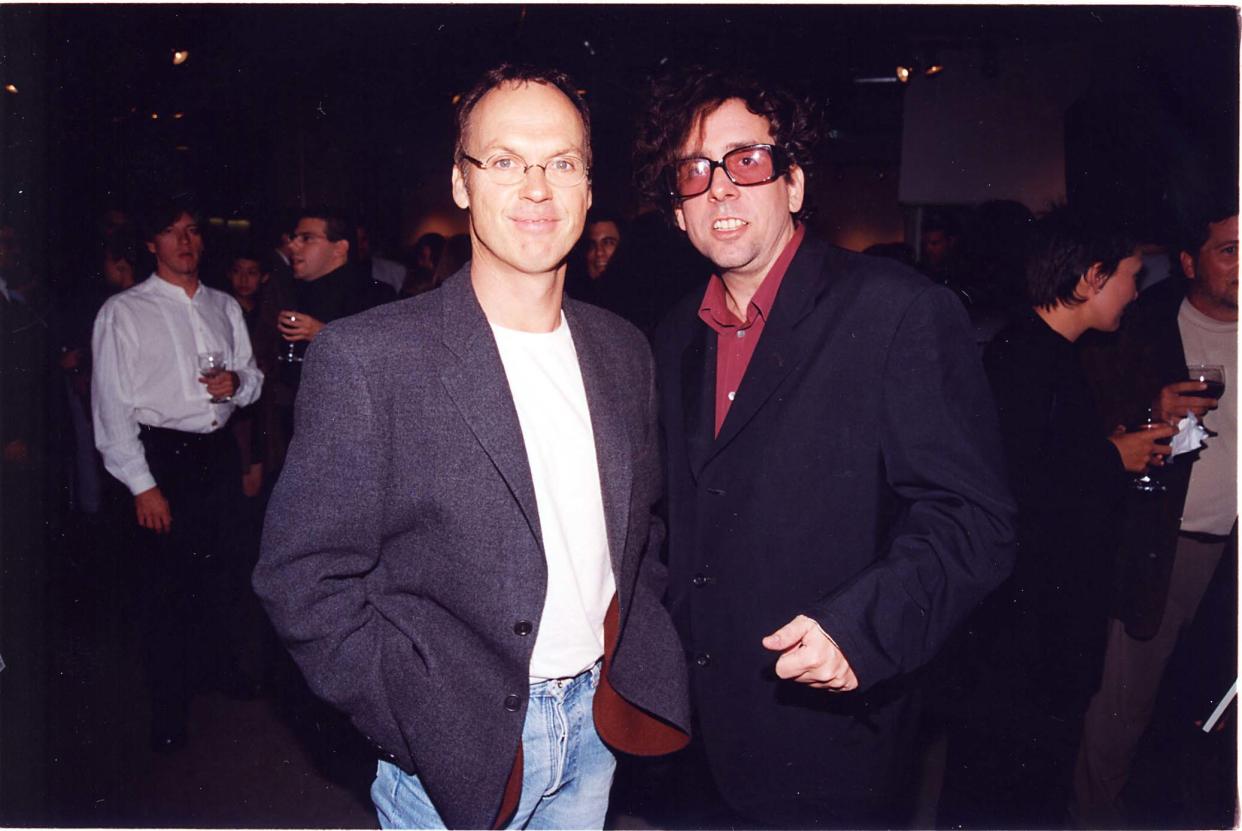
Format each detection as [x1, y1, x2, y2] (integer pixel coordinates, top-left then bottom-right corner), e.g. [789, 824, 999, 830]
[636, 66, 1017, 827]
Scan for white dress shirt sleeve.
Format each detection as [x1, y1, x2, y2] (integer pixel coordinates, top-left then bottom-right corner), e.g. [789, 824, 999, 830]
[91, 299, 156, 495]
[225, 296, 263, 406]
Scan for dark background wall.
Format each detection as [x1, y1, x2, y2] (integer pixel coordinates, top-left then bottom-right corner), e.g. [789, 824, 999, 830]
[1, 4, 1236, 287]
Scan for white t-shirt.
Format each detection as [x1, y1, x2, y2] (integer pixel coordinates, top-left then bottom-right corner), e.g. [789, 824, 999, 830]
[491, 314, 615, 681]
[1178, 298, 1237, 535]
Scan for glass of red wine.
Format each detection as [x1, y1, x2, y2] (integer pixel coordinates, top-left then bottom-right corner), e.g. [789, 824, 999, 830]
[1186, 364, 1226, 401]
[1185, 364, 1225, 437]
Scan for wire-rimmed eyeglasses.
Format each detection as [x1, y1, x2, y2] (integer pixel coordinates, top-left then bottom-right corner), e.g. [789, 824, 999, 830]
[459, 152, 590, 188]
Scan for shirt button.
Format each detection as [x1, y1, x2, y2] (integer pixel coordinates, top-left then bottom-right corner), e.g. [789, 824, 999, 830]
[694, 652, 713, 668]
[736, 329, 746, 339]
[211, 420, 218, 427]
[513, 620, 533, 636]
[503, 694, 522, 712]
[727, 391, 736, 401]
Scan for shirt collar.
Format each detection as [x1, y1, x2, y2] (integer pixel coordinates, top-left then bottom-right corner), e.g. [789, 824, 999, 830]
[699, 223, 806, 329]
[146, 272, 200, 302]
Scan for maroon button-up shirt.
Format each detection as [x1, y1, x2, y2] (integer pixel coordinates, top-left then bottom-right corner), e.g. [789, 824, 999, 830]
[697, 225, 806, 437]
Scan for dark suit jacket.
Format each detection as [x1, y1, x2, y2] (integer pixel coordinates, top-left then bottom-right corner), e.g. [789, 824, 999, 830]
[254, 267, 689, 829]
[653, 236, 1016, 825]
[1081, 277, 1210, 638]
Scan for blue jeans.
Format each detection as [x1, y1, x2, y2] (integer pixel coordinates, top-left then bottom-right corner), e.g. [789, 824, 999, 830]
[373, 660, 615, 829]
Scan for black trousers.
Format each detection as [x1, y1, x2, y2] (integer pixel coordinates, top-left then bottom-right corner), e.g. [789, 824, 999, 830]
[136, 425, 245, 726]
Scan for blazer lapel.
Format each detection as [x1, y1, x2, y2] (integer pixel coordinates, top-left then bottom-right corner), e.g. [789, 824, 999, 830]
[567, 305, 631, 578]
[712, 238, 834, 456]
[436, 268, 543, 548]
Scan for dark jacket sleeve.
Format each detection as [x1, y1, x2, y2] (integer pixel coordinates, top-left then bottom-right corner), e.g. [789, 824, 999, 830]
[985, 332, 1128, 510]
[808, 286, 1018, 690]
[251, 326, 405, 758]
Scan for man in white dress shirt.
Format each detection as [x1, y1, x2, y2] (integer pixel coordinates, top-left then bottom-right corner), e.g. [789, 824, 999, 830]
[92, 197, 263, 752]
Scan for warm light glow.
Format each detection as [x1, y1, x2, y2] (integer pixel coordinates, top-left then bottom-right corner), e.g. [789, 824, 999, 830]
[175, 145, 190, 152]
[450, 93, 462, 105]
[924, 64, 945, 77]
[151, 112, 159, 120]
[174, 112, 184, 119]
[896, 66, 911, 84]
[172, 50, 189, 65]
[3, 84, 16, 94]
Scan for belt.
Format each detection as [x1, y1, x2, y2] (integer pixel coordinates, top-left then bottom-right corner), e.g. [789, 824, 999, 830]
[1178, 529, 1232, 544]
[138, 423, 224, 443]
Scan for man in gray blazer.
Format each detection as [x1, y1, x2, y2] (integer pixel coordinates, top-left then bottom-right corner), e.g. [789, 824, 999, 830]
[253, 64, 689, 830]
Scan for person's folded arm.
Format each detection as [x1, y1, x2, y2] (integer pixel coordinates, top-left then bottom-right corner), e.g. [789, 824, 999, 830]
[805, 286, 1018, 692]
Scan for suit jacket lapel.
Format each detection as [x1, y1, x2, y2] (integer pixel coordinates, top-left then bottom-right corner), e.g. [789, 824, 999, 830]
[712, 238, 833, 457]
[436, 268, 543, 548]
[567, 304, 631, 578]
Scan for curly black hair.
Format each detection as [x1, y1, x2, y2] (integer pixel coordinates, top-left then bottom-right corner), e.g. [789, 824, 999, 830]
[633, 65, 821, 223]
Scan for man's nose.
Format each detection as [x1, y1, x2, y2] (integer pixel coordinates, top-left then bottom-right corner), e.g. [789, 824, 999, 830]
[708, 164, 738, 200]
[520, 165, 551, 201]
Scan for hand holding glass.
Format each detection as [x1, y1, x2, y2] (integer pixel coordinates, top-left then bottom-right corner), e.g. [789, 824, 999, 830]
[1185, 364, 1226, 401]
[197, 351, 232, 403]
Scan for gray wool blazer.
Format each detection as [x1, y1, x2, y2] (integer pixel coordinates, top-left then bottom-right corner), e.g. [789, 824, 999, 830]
[253, 267, 690, 830]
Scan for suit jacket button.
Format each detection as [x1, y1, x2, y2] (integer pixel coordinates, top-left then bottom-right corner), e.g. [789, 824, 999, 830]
[694, 652, 712, 667]
[504, 694, 522, 712]
[691, 574, 707, 587]
[513, 620, 533, 636]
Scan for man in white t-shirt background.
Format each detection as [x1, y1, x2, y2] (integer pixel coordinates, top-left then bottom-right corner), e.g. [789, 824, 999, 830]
[1074, 199, 1237, 826]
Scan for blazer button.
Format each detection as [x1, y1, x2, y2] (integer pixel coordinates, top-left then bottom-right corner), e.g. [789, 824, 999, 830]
[691, 574, 715, 587]
[513, 620, 533, 636]
[503, 693, 522, 712]
[694, 652, 712, 668]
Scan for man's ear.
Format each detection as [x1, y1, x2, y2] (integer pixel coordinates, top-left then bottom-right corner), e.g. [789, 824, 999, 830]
[786, 164, 806, 216]
[1180, 250, 1197, 281]
[146, 240, 156, 255]
[673, 205, 687, 232]
[1081, 263, 1109, 296]
[452, 164, 470, 210]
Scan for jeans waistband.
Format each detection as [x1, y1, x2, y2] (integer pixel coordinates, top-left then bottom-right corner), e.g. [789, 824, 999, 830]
[528, 658, 602, 699]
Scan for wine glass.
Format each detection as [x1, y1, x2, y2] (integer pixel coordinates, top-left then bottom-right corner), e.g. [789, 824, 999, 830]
[278, 312, 307, 364]
[1129, 408, 1167, 494]
[197, 351, 231, 403]
[1185, 364, 1226, 401]
[1185, 364, 1225, 436]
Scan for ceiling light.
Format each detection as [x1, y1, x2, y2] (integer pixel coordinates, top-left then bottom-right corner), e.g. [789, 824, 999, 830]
[173, 50, 189, 65]
[174, 112, 184, 119]
[924, 64, 945, 77]
[151, 112, 159, 120]
[3, 83, 17, 94]
[896, 66, 912, 84]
